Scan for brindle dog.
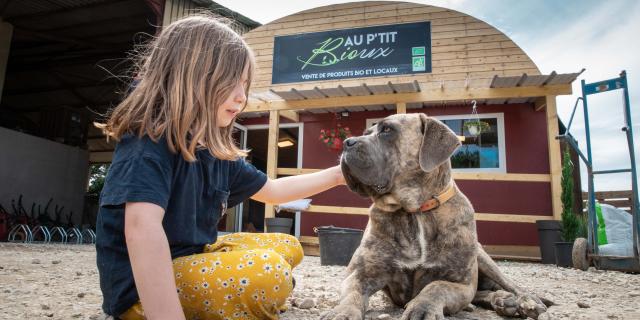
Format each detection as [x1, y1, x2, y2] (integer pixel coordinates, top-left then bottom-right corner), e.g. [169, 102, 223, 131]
[321, 114, 550, 320]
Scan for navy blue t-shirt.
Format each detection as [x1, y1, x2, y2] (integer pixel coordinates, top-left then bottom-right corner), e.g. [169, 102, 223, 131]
[95, 134, 267, 316]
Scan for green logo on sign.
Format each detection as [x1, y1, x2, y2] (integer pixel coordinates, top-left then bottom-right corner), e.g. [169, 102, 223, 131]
[412, 46, 425, 56]
[412, 56, 425, 71]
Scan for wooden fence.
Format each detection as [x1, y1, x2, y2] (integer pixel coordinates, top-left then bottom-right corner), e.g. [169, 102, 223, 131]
[582, 190, 636, 213]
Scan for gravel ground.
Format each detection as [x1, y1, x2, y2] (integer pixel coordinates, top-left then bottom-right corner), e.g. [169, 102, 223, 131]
[1, 243, 639, 319]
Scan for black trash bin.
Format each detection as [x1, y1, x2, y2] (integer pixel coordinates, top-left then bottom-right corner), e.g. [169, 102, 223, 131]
[316, 226, 364, 266]
[536, 220, 562, 264]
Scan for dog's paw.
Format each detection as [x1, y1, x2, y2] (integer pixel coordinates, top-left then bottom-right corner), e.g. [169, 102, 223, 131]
[489, 290, 548, 319]
[515, 293, 547, 319]
[489, 290, 520, 317]
[320, 304, 363, 320]
[401, 300, 444, 320]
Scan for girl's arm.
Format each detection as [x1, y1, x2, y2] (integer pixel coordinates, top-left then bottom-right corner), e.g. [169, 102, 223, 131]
[125, 202, 185, 320]
[251, 165, 345, 204]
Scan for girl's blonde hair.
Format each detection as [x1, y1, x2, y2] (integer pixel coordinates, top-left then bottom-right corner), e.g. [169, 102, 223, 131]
[97, 14, 253, 161]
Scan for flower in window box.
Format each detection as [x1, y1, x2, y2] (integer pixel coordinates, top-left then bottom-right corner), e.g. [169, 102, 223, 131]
[463, 120, 491, 136]
[319, 125, 352, 151]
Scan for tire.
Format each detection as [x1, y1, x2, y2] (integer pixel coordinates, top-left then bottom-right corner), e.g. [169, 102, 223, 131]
[572, 237, 589, 271]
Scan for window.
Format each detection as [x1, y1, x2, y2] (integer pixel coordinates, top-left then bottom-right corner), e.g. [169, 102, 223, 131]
[365, 118, 384, 130]
[434, 113, 506, 173]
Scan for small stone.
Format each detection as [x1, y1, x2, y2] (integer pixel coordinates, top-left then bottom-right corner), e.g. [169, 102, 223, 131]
[46, 313, 54, 317]
[32, 259, 41, 264]
[629, 291, 640, 297]
[587, 293, 597, 298]
[72, 313, 83, 318]
[77, 292, 86, 298]
[577, 301, 591, 308]
[76, 271, 83, 276]
[3, 289, 10, 293]
[295, 298, 315, 309]
[51, 260, 61, 265]
[538, 313, 551, 320]
[377, 314, 392, 320]
[591, 279, 600, 284]
[41, 304, 50, 310]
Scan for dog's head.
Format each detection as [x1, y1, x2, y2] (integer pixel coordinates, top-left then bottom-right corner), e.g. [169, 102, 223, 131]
[340, 113, 461, 211]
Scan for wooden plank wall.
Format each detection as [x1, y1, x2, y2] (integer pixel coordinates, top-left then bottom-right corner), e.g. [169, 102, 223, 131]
[242, 1, 541, 93]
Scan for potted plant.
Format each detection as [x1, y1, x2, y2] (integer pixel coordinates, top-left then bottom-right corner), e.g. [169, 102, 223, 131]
[554, 147, 587, 267]
[463, 119, 490, 136]
[319, 125, 352, 152]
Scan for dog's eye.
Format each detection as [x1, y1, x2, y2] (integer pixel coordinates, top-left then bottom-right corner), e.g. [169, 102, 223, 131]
[379, 126, 392, 135]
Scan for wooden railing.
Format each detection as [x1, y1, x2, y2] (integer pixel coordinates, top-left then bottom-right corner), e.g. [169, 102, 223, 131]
[582, 190, 636, 213]
[279, 168, 555, 223]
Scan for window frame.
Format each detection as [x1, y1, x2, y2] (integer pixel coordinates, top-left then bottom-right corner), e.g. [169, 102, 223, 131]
[433, 113, 507, 173]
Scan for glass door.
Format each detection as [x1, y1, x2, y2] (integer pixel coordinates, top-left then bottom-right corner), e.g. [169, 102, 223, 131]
[217, 123, 248, 234]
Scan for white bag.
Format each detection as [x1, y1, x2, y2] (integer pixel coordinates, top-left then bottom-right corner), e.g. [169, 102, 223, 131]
[598, 204, 633, 256]
[275, 199, 312, 213]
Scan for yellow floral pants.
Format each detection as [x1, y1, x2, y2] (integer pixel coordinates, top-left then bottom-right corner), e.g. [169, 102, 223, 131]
[120, 232, 304, 320]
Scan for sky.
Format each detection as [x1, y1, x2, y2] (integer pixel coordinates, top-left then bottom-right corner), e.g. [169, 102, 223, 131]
[216, 0, 640, 192]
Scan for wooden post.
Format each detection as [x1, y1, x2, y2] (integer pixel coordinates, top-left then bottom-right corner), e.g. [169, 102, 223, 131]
[264, 110, 280, 221]
[396, 102, 407, 114]
[0, 19, 13, 105]
[545, 95, 562, 220]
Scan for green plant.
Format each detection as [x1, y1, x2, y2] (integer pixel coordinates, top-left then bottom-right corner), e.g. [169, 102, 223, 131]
[450, 148, 480, 168]
[87, 164, 110, 199]
[463, 120, 491, 135]
[560, 146, 585, 242]
[319, 124, 352, 149]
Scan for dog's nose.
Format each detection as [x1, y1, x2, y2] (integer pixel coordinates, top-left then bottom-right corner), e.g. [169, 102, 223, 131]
[344, 137, 358, 149]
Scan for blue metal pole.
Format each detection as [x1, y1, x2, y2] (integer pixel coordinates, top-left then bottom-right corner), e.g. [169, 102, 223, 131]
[619, 71, 640, 258]
[582, 79, 599, 256]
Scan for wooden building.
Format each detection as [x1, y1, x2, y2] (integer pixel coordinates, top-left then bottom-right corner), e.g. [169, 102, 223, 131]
[236, 1, 583, 260]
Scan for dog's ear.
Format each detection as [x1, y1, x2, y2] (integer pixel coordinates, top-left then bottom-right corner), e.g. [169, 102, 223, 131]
[418, 113, 461, 172]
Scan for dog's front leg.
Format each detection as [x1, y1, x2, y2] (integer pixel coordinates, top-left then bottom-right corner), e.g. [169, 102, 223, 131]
[476, 247, 549, 319]
[401, 275, 477, 320]
[320, 269, 385, 320]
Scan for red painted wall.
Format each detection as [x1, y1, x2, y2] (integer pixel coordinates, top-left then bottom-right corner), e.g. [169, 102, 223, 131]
[238, 103, 552, 246]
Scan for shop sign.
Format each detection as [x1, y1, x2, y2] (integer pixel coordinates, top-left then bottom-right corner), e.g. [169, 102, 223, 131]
[272, 22, 431, 84]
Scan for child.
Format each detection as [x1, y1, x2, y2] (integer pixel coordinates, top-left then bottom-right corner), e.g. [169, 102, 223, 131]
[95, 15, 345, 320]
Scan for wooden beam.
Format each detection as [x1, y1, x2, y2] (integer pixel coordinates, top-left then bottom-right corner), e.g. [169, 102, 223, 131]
[475, 213, 554, 223]
[277, 168, 321, 175]
[534, 97, 547, 111]
[299, 236, 541, 260]
[6, 0, 130, 22]
[305, 204, 555, 223]
[307, 205, 370, 215]
[244, 84, 573, 112]
[280, 110, 299, 122]
[453, 172, 551, 182]
[278, 167, 551, 182]
[396, 102, 407, 114]
[545, 95, 563, 220]
[264, 110, 280, 220]
[481, 245, 541, 261]
[89, 151, 113, 164]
